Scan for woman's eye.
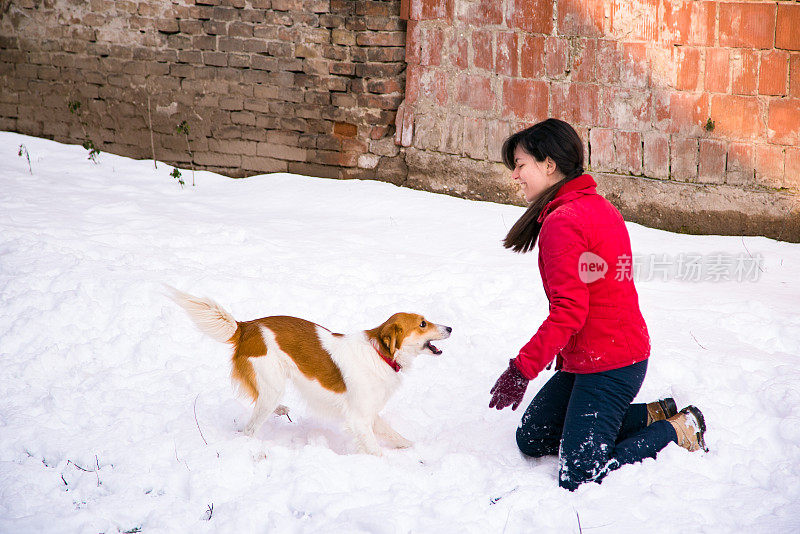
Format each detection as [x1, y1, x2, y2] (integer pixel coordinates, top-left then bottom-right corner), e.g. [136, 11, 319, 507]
[420, 321, 427, 328]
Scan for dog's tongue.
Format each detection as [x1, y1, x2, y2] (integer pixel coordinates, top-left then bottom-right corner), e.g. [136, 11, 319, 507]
[425, 341, 442, 355]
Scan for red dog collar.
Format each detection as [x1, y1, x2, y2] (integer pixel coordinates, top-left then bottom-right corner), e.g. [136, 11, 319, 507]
[372, 343, 401, 372]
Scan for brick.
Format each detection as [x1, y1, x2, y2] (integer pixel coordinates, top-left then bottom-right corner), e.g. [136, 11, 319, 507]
[356, 31, 405, 47]
[472, 29, 493, 71]
[596, 40, 620, 85]
[440, 114, 463, 154]
[768, 98, 800, 145]
[615, 130, 643, 175]
[611, 0, 658, 41]
[550, 83, 601, 126]
[546, 37, 568, 78]
[502, 79, 548, 121]
[508, 0, 553, 34]
[449, 27, 469, 69]
[726, 142, 755, 185]
[777, 4, 800, 51]
[670, 136, 698, 182]
[675, 46, 701, 91]
[620, 42, 649, 88]
[408, 0, 450, 20]
[521, 35, 546, 78]
[420, 26, 443, 66]
[732, 49, 759, 95]
[710, 95, 763, 140]
[419, 67, 448, 106]
[457, 73, 494, 111]
[463, 117, 487, 160]
[759, 50, 789, 96]
[558, 0, 604, 37]
[571, 39, 597, 83]
[755, 144, 786, 188]
[698, 139, 727, 184]
[643, 131, 669, 179]
[785, 147, 800, 189]
[588, 128, 615, 172]
[496, 32, 518, 77]
[412, 113, 440, 150]
[257, 141, 306, 161]
[719, 2, 776, 49]
[602, 87, 651, 131]
[659, 0, 716, 46]
[488, 120, 513, 163]
[705, 48, 730, 93]
[456, 1, 502, 25]
[791, 54, 800, 98]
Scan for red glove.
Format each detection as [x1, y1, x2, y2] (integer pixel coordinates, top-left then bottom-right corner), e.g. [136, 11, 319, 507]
[489, 359, 530, 411]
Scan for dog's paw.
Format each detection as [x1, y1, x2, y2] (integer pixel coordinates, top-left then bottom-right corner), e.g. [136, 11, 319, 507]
[391, 437, 413, 449]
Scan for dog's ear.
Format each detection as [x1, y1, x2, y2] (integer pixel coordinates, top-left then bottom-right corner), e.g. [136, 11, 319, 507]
[381, 323, 404, 357]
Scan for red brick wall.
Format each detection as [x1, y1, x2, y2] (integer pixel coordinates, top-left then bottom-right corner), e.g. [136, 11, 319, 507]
[398, 0, 800, 240]
[0, 0, 406, 181]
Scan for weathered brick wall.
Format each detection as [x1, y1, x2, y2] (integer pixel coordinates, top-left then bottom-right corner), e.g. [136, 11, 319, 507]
[0, 0, 406, 181]
[398, 0, 800, 241]
[2, 0, 799, 241]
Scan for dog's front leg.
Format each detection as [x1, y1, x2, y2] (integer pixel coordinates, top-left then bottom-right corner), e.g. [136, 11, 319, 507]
[374, 415, 413, 449]
[348, 417, 383, 456]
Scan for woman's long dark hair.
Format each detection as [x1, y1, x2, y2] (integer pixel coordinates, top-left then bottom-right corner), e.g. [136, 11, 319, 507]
[502, 118, 585, 253]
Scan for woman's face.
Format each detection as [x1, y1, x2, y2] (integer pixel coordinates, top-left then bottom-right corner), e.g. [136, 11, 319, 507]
[511, 146, 561, 202]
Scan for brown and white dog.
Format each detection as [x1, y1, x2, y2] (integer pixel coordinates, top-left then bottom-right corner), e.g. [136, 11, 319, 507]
[169, 287, 451, 455]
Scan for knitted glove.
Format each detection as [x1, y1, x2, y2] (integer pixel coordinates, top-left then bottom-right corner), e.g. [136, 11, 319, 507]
[489, 359, 530, 411]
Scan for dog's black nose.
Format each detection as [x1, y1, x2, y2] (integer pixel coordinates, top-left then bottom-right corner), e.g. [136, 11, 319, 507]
[445, 326, 452, 333]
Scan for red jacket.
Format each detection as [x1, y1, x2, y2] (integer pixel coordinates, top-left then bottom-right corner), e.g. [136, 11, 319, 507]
[513, 174, 650, 380]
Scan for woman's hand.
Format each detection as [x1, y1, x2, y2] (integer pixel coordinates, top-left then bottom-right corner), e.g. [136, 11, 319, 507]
[489, 359, 530, 410]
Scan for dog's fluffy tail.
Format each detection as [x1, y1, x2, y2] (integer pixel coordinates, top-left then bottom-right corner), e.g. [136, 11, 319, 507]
[167, 285, 239, 343]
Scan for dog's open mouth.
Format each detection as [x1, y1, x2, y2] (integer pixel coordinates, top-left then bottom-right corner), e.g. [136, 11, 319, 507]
[424, 340, 442, 355]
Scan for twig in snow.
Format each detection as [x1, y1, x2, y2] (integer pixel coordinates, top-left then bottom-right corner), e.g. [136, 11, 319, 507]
[204, 503, 214, 521]
[690, 331, 708, 350]
[67, 456, 101, 486]
[576, 509, 583, 533]
[741, 236, 764, 273]
[194, 394, 208, 445]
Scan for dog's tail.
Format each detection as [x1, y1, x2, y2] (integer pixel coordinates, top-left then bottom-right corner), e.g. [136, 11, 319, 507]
[166, 285, 239, 344]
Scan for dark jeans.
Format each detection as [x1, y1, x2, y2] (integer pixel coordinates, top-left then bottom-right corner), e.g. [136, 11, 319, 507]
[516, 360, 677, 491]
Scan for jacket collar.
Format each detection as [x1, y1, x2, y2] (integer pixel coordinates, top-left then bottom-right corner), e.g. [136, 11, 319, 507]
[537, 174, 596, 223]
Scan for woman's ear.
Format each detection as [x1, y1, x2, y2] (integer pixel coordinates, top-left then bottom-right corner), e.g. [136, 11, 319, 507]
[544, 156, 557, 175]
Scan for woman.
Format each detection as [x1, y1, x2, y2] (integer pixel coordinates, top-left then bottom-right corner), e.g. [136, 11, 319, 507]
[488, 118, 707, 491]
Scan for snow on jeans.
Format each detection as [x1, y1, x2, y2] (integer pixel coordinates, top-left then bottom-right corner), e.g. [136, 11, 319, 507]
[516, 360, 677, 491]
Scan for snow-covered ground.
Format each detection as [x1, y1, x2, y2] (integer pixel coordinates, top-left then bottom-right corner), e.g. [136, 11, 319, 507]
[1, 131, 799, 533]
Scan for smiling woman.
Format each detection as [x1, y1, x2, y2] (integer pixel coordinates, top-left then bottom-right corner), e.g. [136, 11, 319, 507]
[489, 118, 708, 491]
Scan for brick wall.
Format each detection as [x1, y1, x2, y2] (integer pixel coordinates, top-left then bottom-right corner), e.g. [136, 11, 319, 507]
[398, 0, 800, 241]
[0, 0, 406, 181]
[2, 0, 799, 241]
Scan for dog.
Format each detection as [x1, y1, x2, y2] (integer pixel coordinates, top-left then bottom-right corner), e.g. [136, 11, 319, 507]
[168, 287, 451, 455]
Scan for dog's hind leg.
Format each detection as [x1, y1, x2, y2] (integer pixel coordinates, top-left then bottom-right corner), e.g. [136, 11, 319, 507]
[243, 358, 286, 437]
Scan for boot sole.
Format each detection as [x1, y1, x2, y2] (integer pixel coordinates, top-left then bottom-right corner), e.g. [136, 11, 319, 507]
[682, 405, 708, 452]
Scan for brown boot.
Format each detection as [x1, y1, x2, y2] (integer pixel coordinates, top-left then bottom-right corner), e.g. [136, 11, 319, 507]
[668, 406, 708, 452]
[646, 397, 677, 425]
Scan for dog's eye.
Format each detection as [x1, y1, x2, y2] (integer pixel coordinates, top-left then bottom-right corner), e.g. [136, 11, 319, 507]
[420, 321, 427, 328]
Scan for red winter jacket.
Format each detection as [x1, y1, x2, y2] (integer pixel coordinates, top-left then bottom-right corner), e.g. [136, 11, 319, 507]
[513, 174, 650, 380]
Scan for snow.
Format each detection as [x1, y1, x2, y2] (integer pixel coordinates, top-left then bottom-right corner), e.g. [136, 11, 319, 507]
[1, 131, 799, 533]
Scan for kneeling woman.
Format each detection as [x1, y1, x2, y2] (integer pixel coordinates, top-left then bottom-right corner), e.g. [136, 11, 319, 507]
[489, 118, 707, 491]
